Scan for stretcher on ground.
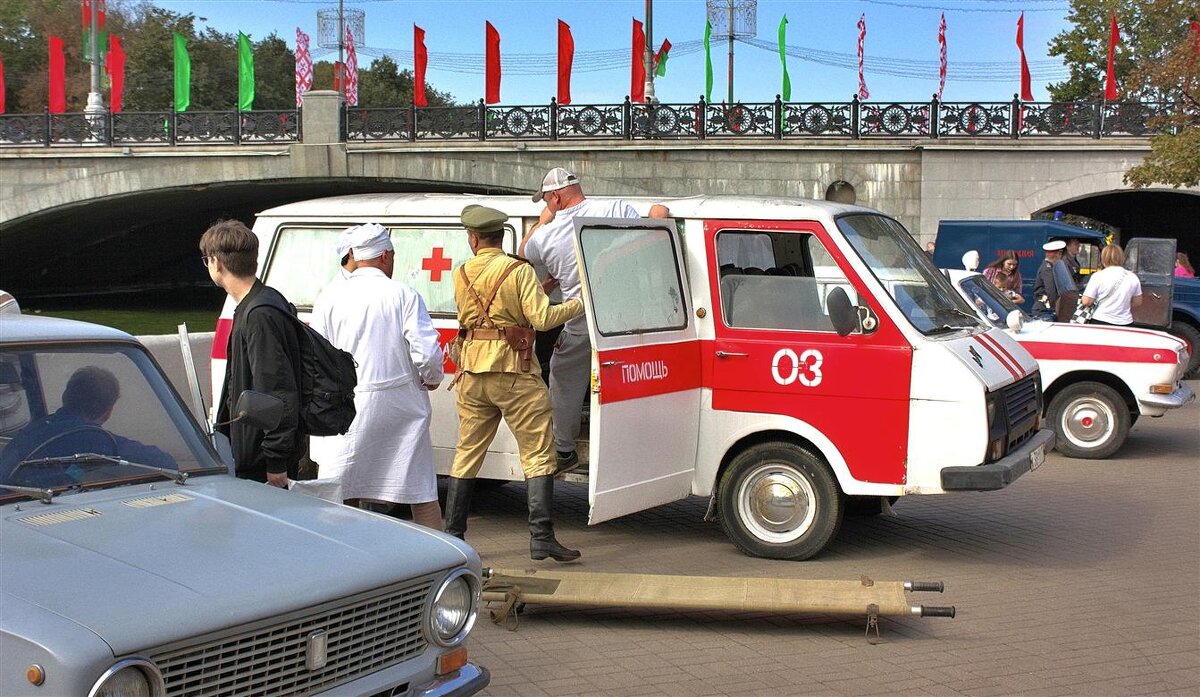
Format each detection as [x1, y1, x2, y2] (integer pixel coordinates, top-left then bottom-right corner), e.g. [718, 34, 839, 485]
[481, 567, 954, 643]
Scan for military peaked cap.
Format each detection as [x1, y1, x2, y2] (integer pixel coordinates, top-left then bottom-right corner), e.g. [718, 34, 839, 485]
[461, 205, 507, 234]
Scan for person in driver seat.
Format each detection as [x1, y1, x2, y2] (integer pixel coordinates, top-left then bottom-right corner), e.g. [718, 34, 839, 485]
[0, 366, 175, 486]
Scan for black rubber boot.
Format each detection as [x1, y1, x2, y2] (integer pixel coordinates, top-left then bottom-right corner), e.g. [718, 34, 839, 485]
[443, 477, 475, 540]
[526, 475, 581, 562]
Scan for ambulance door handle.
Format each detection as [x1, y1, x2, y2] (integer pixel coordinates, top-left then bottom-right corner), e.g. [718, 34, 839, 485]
[715, 351, 749, 358]
[600, 360, 625, 367]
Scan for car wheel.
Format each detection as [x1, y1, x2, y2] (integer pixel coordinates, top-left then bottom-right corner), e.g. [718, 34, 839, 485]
[717, 442, 842, 560]
[1047, 382, 1131, 459]
[1168, 320, 1200, 379]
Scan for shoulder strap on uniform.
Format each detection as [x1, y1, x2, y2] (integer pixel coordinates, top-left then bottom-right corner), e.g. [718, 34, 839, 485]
[461, 257, 525, 328]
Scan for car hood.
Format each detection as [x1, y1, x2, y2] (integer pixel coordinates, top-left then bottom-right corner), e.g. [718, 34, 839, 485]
[0, 475, 472, 655]
[1011, 320, 1187, 365]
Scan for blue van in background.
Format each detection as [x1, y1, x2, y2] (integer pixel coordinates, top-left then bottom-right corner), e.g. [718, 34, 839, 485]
[934, 219, 1200, 378]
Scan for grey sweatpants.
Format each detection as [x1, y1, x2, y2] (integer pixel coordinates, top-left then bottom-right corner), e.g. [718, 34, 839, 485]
[549, 330, 591, 453]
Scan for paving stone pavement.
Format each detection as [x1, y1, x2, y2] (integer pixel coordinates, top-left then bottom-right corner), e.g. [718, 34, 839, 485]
[458, 388, 1199, 696]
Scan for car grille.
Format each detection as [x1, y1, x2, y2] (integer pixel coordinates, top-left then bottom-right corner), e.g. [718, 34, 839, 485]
[1003, 372, 1041, 450]
[151, 578, 432, 697]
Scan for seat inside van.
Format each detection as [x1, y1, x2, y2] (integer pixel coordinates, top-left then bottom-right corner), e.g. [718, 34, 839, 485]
[724, 275, 832, 331]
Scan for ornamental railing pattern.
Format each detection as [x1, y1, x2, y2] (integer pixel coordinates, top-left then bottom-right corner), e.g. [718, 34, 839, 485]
[1, 98, 1184, 147]
[0, 109, 299, 146]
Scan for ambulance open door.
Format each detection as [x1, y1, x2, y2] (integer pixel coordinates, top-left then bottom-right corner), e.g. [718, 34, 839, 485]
[1124, 237, 1175, 328]
[572, 218, 702, 524]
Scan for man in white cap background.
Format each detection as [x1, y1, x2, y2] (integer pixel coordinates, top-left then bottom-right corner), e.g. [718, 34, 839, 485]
[1032, 239, 1076, 321]
[518, 167, 669, 474]
[309, 223, 447, 530]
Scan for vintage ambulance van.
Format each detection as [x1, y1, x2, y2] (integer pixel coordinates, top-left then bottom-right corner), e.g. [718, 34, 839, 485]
[214, 194, 1054, 560]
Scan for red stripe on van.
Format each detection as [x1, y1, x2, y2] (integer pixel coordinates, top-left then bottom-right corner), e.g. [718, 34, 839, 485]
[977, 333, 1024, 377]
[973, 336, 1020, 380]
[1024, 342, 1177, 364]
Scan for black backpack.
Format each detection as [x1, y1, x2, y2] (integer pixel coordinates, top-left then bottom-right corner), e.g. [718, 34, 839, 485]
[254, 306, 358, 436]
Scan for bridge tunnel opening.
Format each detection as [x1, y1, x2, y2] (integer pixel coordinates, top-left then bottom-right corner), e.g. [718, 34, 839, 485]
[1035, 189, 1200, 268]
[0, 178, 516, 331]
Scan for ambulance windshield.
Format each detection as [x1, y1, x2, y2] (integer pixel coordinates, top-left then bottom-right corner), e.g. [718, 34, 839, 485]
[836, 214, 982, 335]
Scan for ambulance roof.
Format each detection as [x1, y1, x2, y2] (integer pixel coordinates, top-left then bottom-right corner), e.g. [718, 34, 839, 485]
[256, 193, 879, 223]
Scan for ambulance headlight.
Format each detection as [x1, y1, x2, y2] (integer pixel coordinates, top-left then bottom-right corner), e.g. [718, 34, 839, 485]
[985, 393, 1006, 463]
[426, 569, 479, 647]
[89, 659, 164, 697]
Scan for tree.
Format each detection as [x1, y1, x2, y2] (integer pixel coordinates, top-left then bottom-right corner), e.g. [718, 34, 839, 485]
[312, 56, 455, 107]
[0, 0, 108, 113]
[1047, 0, 1194, 102]
[1124, 21, 1200, 188]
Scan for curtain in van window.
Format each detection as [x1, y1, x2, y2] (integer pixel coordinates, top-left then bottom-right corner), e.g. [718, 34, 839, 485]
[265, 227, 344, 309]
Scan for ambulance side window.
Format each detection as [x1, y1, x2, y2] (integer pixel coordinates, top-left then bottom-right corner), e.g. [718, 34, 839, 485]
[579, 226, 688, 336]
[264, 227, 345, 309]
[716, 230, 857, 333]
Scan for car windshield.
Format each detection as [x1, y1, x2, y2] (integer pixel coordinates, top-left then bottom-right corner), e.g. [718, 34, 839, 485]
[958, 274, 1029, 328]
[0, 344, 224, 501]
[836, 214, 983, 335]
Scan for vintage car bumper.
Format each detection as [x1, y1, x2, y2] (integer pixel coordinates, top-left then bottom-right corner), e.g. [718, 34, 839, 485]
[312, 661, 490, 697]
[940, 428, 1056, 491]
[1137, 383, 1195, 414]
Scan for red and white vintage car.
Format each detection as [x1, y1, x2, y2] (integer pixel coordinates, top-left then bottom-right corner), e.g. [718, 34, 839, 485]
[949, 269, 1194, 459]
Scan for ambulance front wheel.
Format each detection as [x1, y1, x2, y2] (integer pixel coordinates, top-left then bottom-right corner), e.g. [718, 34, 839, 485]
[717, 442, 844, 561]
[1046, 381, 1131, 459]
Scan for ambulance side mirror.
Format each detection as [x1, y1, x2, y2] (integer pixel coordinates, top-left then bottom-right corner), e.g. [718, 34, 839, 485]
[826, 287, 860, 337]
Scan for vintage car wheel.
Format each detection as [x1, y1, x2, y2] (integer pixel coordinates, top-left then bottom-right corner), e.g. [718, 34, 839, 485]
[1168, 319, 1200, 378]
[717, 442, 842, 560]
[1047, 382, 1131, 459]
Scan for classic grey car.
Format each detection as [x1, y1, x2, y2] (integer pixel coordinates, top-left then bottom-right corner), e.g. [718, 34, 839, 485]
[0, 310, 489, 696]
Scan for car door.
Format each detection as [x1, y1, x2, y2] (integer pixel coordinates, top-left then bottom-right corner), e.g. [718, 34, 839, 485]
[1124, 237, 1175, 328]
[572, 217, 701, 524]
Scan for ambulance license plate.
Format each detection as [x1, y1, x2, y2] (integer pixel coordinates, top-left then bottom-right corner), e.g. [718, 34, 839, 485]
[1030, 443, 1045, 471]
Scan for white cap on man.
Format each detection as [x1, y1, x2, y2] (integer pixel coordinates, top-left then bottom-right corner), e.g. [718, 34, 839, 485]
[345, 223, 393, 261]
[335, 229, 355, 260]
[532, 167, 580, 202]
[1043, 240, 1067, 252]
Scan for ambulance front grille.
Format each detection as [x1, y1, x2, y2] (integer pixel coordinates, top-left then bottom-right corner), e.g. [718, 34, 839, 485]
[150, 578, 432, 697]
[1002, 373, 1041, 449]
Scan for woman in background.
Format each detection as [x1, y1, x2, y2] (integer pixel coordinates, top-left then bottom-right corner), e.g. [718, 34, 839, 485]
[1080, 244, 1143, 326]
[982, 251, 1025, 305]
[1175, 252, 1195, 278]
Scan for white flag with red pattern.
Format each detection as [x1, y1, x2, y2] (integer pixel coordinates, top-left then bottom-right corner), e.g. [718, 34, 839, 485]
[345, 27, 359, 106]
[295, 28, 313, 107]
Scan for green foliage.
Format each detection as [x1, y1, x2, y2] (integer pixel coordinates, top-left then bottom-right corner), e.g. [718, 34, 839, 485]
[1, 2, 454, 112]
[1047, 0, 1195, 102]
[1125, 128, 1200, 188]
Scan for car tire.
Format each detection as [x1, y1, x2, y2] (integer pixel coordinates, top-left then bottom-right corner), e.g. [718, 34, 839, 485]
[1047, 382, 1131, 459]
[717, 442, 842, 560]
[1168, 320, 1200, 379]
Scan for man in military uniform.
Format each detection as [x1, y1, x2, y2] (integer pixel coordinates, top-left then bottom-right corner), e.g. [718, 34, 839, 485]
[1032, 239, 1076, 321]
[445, 205, 584, 562]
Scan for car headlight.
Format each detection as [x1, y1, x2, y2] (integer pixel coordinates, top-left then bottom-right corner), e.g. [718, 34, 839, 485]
[88, 659, 163, 697]
[426, 568, 480, 647]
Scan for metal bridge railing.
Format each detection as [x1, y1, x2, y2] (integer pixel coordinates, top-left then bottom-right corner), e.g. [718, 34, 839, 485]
[0, 98, 1183, 147]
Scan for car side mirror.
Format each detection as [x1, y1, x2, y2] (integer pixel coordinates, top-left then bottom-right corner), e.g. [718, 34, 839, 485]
[1006, 310, 1024, 332]
[231, 390, 285, 431]
[826, 287, 860, 337]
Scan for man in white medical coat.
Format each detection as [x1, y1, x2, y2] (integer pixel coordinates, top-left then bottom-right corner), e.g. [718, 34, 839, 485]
[310, 223, 446, 530]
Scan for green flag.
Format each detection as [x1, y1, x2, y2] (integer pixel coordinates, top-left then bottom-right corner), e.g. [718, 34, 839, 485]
[173, 32, 190, 112]
[704, 20, 713, 102]
[778, 15, 791, 101]
[237, 32, 255, 111]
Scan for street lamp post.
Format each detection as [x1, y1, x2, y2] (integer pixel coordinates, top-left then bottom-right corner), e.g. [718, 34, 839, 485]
[84, 1, 105, 117]
[644, 0, 657, 104]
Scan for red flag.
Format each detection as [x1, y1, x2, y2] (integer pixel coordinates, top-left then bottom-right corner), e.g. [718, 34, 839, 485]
[344, 27, 359, 106]
[1104, 10, 1119, 101]
[654, 38, 671, 74]
[937, 13, 947, 100]
[485, 21, 501, 104]
[631, 18, 646, 102]
[106, 35, 125, 112]
[0, 53, 6, 114]
[1191, 20, 1200, 57]
[333, 61, 344, 93]
[557, 20, 573, 105]
[49, 35, 66, 113]
[414, 25, 428, 107]
[1016, 12, 1033, 101]
[856, 14, 869, 100]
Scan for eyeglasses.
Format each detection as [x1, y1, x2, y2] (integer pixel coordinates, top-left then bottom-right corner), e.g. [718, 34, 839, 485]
[200, 255, 212, 267]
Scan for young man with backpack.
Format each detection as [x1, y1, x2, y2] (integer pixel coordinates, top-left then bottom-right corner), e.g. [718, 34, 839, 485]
[202, 220, 304, 487]
[310, 224, 446, 530]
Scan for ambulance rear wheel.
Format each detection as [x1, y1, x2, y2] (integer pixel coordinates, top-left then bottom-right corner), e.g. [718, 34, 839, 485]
[718, 443, 843, 561]
[1047, 382, 1130, 459]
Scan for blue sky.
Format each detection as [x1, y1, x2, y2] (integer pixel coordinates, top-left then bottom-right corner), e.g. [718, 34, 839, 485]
[156, 0, 1081, 104]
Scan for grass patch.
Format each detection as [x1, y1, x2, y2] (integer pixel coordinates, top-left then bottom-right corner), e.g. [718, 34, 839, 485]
[25, 308, 218, 336]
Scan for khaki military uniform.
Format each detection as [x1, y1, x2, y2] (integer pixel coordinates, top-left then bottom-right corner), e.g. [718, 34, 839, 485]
[451, 247, 583, 479]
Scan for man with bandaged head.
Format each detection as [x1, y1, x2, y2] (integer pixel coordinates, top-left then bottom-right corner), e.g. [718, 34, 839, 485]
[310, 223, 446, 530]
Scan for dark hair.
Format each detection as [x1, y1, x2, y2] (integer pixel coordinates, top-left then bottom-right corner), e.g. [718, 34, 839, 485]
[199, 219, 258, 278]
[472, 228, 505, 244]
[62, 366, 120, 420]
[985, 250, 1020, 271]
[1178, 252, 1195, 275]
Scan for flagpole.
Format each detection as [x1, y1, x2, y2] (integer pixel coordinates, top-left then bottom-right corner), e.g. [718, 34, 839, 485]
[726, 0, 734, 104]
[337, 0, 345, 99]
[85, 0, 105, 116]
[644, 0, 656, 103]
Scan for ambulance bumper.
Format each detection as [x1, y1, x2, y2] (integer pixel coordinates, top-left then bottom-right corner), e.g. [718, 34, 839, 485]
[940, 429, 1056, 491]
[1137, 383, 1194, 413]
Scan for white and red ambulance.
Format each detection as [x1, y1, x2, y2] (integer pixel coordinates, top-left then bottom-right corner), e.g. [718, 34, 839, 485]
[949, 269, 1193, 459]
[213, 194, 1054, 560]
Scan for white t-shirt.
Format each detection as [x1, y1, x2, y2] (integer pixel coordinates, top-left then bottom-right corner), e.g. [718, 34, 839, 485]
[1082, 266, 1142, 325]
[523, 198, 639, 334]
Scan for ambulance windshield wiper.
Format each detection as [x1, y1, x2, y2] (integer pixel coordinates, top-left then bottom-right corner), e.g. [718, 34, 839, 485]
[17, 453, 188, 485]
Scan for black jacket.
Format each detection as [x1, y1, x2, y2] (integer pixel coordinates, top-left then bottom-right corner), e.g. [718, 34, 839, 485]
[217, 281, 304, 481]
